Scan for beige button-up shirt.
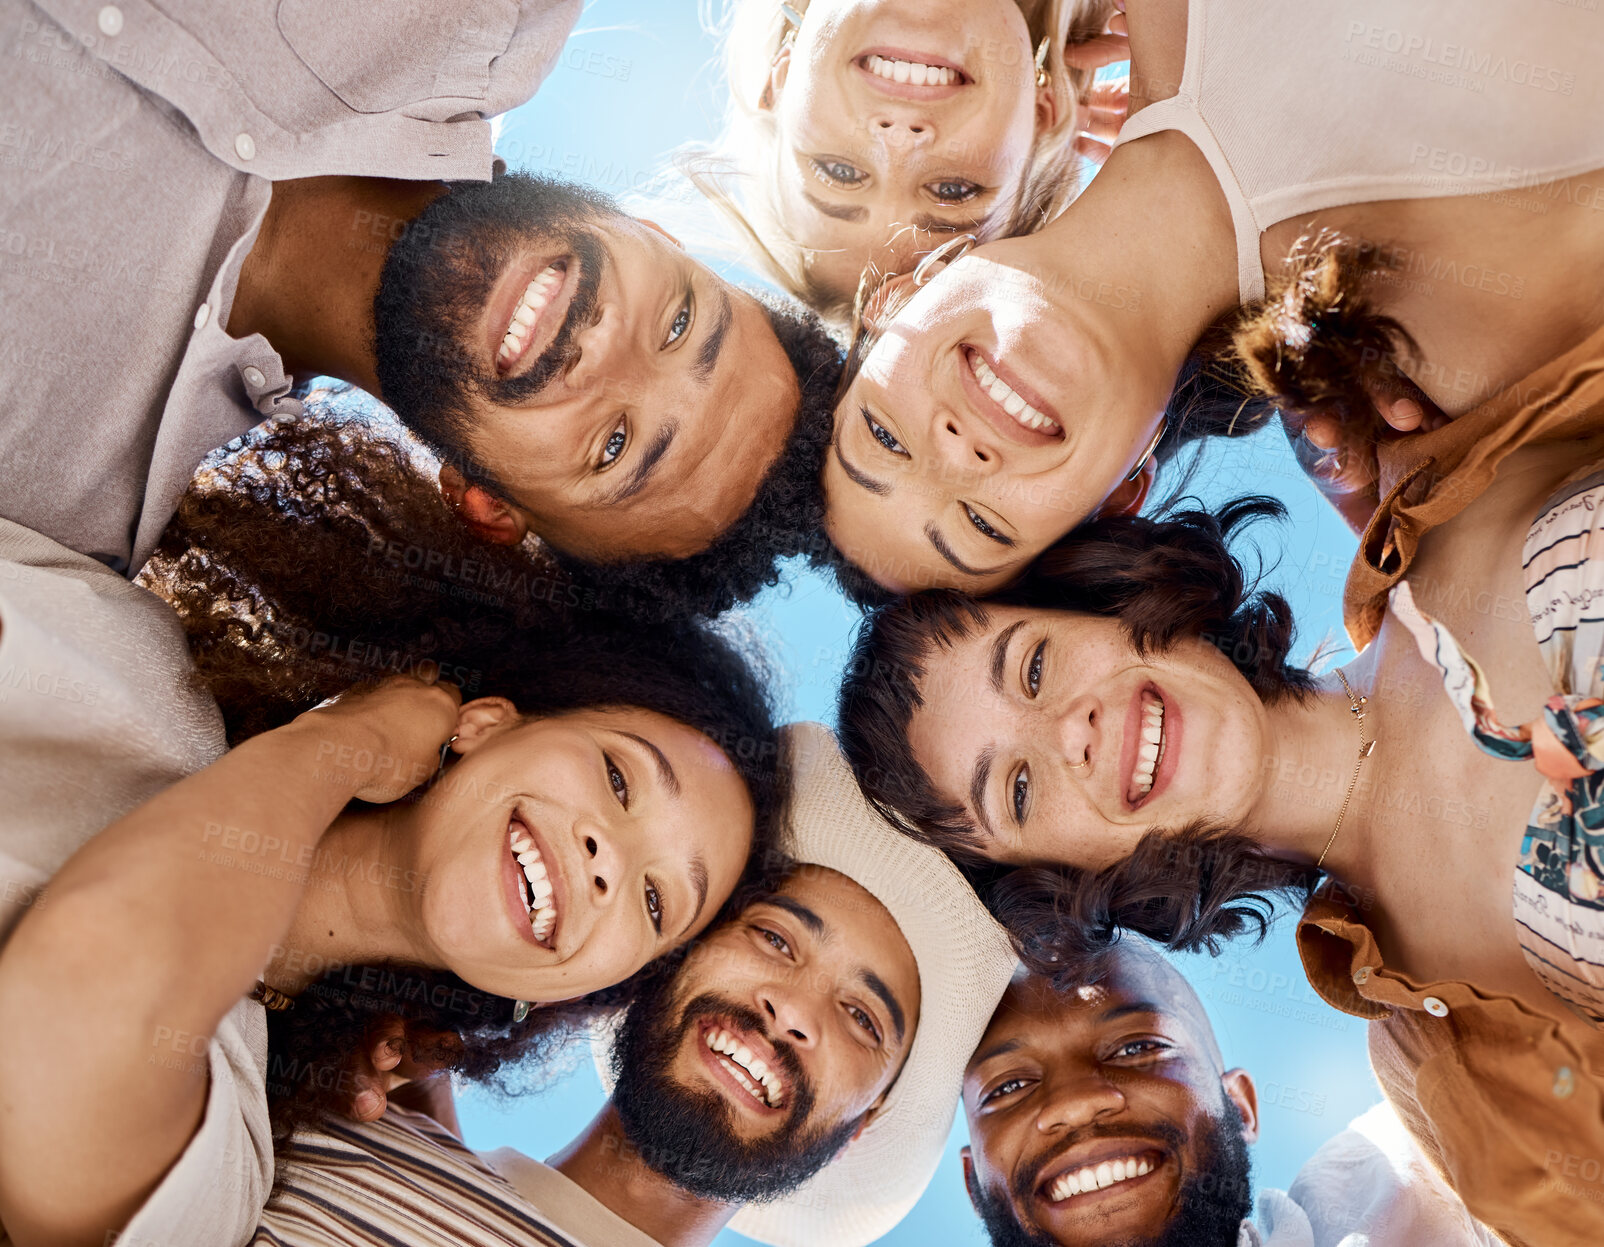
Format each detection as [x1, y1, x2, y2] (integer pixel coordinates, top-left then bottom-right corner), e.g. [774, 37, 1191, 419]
[0, 0, 581, 573]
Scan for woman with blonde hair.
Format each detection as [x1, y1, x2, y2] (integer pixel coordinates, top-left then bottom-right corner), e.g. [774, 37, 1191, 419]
[682, 0, 1125, 324]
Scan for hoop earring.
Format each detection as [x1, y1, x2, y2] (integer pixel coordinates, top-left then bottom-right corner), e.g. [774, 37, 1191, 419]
[1126, 417, 1168, 482]
[912, 233, 977, 287]
[1035, 35, 1051, 88]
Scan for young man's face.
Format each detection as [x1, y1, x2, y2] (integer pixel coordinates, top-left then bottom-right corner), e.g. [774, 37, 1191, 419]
[374, 175, 801, 561]
[608, 866, 921, 1203]
[961, 948, 1258, 1247]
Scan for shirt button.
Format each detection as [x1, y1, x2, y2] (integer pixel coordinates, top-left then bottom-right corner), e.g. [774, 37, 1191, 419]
[193, 303, 210, 330]
[234, 132, 257, 161]
[242, 366, 266, 389]
[1554, 1066, 1576, 1099]
[1422, 996, 1449, 1017]
[97, 5, 123, 36]
[1352, 966, 1372, 986]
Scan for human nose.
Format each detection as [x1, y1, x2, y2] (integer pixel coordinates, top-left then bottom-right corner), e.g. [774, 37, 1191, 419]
[868, 110, 935, 149]
[1054, 691, 1102, 774]
[933, 405, 999, 475]
[564, 304, 632, 398]
[577, 820, 622, 905]
[1034, 1069, 1126, 1135]
[756, 980, 821, 1049]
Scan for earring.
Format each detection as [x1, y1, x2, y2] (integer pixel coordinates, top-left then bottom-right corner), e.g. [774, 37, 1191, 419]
[779, 2, 803, 30]
[436, 734, 459, 778]
[1126, 417, 1168, 482]
[912, 233, 978, 287]
[1035, 35, 1051, 88]
[511, 999, 532, 1024]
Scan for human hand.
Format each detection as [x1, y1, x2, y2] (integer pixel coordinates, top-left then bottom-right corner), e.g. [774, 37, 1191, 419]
[342, 1017, 465, 1134]
[295, 674, 463, 803]
[1065, 10, 1130, 163]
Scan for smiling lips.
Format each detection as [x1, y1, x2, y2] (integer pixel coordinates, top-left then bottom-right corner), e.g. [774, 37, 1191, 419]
[1043, 1151, 1161, 1204]
[860, 53, 962, 86]
[704, 1025, 786, 1109]
[496, 262, 565, 373]
[508, 818, 559, 946]
[966, 348, 1062, 436]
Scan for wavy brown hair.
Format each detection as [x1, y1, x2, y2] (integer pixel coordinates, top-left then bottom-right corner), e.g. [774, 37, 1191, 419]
[836, 497, 1318, 982]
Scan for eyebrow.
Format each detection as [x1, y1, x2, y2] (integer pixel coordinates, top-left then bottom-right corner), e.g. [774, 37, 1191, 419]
[766, 893, 827, 937]
[861, 968, 907, 1044]
[802, 189, 867, 223]
[1102, 1001, 1168, 1023]
[988, 621, 1024, 696]
[925, 524, 1008, 579]
[693, 284, 732, 384]
[681, 854, 709, 939]
[833, 437, 890, 497]
[970, 1036, 1023, 1067]
[970, 745, 997, 839]
[621, 730, 680, 797]
[600, 422, 678, 506]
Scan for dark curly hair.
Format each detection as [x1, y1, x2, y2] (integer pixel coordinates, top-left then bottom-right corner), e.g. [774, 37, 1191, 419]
[143, 413, 790, 1134]
[551, 290, 844, 619]
[835, 496, 1319, 984]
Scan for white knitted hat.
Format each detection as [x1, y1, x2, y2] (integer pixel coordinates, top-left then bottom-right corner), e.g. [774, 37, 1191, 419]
[595, 722, 1019, 1247]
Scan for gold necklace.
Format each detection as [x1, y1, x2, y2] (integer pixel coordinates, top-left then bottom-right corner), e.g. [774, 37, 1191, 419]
[1316, 669, 1376, 871]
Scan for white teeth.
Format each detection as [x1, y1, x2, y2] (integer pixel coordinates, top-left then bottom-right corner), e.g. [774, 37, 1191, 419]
[967, 351, 1061, 434]
[509, 823, 558, 941]
[703, 1027, 785, 1107]
[865, 55, 956, 86]
[496, 264, 563, 367]
[1046, 1153, 1155, 1202]
[1131, 693, 1166, 797]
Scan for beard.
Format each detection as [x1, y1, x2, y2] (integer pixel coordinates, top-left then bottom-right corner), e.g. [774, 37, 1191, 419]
[971, 1100, 1253, 1247]
[610, 987, 864, 1205]
[372, 172, 612, 466]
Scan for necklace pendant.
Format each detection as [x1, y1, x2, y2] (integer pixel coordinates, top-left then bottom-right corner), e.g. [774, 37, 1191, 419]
[1359, 739, 1376, 758]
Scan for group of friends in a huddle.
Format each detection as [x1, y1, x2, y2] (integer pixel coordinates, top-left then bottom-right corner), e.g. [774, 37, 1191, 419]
[0, 1, 1601, 1246]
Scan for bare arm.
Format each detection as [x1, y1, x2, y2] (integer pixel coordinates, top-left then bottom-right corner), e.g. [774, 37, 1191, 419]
[0, 678, 458, 1247]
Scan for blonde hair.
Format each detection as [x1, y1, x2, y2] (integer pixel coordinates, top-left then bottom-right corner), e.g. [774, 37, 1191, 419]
[677, 0, 1116, 326]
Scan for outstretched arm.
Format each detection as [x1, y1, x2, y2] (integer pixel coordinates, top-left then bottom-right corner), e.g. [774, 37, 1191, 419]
[0, 677, 459, 1247]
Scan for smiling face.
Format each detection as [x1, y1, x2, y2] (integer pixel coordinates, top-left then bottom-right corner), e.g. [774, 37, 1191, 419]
[765, 0, 1048, 306]
[823, 247, 1169, 593]
[407, 705, 754, 1003]
[608, 866, 921, 1202]
[963, 949, 1257, 1247]
[374, 174, 800, 562]
[905, 605, 1270, 868]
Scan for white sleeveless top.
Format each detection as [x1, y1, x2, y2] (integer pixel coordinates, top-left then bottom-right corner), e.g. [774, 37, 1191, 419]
[1116, 0, 1604, 301]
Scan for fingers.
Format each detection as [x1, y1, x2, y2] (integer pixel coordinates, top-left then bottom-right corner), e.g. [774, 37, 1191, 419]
[1301, 414, 1341, 452]
[1063, 31, 1130, 72]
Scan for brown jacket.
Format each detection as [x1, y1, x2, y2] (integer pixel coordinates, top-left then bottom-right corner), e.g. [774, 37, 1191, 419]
[1300, 894, 1604, 1247]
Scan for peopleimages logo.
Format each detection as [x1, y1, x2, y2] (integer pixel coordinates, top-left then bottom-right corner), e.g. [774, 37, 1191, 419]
[1344, 21, 1577, 95]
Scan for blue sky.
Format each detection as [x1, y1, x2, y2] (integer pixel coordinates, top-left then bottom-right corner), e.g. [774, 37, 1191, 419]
[457, 5, 1381, 1242]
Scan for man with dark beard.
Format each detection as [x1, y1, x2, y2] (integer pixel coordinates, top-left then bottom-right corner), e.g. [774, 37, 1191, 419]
[1, 3, 840, 616]
[961, 943, 1500, 1247]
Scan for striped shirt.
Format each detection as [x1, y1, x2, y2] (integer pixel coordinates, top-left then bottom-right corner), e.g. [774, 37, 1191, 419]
[253, 1109, 659, 1247]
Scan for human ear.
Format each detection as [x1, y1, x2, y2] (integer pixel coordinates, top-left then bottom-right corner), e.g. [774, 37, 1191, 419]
[759, 42, 792, 111]
[636, 219, 684, 249]
[961, 1146, 984, 1215]
[1093, 453, 1155, 518]
[438, 464, 528, 546]
[450, 697, 521, 753]
[1221, 1068, 1260, 1144]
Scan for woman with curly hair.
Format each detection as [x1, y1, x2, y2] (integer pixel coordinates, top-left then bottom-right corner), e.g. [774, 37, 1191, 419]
[677, 0, 1125, 326]
[837, 423, 1604, 1244]
[821, 0, 1604, 603]
[0, 419, 785, 1247]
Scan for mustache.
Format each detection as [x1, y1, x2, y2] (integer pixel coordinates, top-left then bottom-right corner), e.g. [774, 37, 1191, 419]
[676, 991, 811, 1119]
[1011, 1119, 1188, 1205]
[487, 232, 607, 405]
